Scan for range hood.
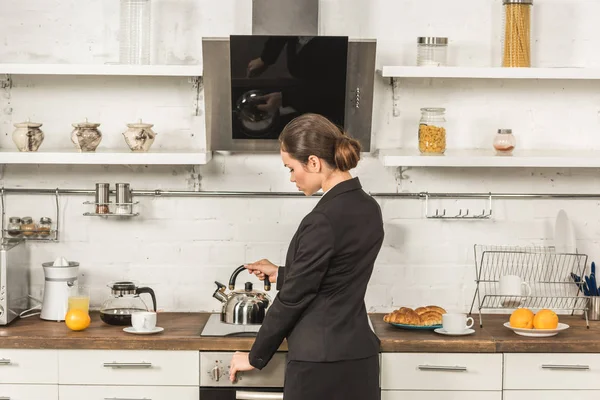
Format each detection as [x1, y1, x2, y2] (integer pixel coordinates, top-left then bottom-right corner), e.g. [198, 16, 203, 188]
[202, 0, 376, 152]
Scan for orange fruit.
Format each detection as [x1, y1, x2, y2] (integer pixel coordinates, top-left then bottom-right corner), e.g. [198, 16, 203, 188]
[65, 309, 91, 331]
[509, 308, 534, 329]
[533, 309, 559, 329]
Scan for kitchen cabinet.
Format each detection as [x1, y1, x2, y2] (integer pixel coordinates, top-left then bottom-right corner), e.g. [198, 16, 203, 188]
[59, 385, 199, 400]
[58, 350, 200, 386]
[504, 353, 600, 390]
[0, 349, 58, 384]
[0, 384, 58, 400]
[504, 391, 600, 400]
[380, 353, 503, 391]
[382, 391, 501, 400]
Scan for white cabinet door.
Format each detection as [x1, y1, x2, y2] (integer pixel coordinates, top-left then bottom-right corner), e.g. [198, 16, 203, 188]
[59, 385, 199, 400]
[0, 350, 58, 384]
[58, 350, 199, 386]
[0, 384, 58, 400]
[382, 391, 502, 400]
[504, 390, 600, 400]
[380, 353, 502, 391]
[504, 353, 600, 390]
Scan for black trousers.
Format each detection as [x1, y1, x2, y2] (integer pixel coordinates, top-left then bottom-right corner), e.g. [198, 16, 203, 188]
[283, 355, 380, 400]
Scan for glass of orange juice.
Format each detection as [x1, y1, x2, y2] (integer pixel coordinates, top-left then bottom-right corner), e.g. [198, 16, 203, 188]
[68, 286, 90, 314]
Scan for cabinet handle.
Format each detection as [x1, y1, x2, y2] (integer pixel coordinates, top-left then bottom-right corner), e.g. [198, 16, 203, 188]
[103, 362, 152, 369]
[418, 365, 468, 372]
[0, 397, 10, 400]
[542, 364, 590, 371]
[236, 392, 283, 400]
[0, 358, 11, 365]
[104, 398, 150, 400]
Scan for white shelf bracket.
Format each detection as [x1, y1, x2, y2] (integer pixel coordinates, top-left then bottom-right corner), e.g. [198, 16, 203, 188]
[1, 74, 12, 117]
[189, 76, 203, 117]
[188, 165, 202, 191]
[0, 74, 11, 90]
[390, 77, 400, 117]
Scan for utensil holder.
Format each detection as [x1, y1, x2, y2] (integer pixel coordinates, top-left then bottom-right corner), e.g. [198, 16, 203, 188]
[588, 296, 600, 321]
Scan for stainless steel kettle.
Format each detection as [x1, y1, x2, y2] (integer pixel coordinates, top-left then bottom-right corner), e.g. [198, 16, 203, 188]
[213, 265, 272, 325]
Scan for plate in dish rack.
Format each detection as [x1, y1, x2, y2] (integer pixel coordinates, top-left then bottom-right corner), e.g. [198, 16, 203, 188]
[503, 322, 570, 337]
[389, 322, 442, 330]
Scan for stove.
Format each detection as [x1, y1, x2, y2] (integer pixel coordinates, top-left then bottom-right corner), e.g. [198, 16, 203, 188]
[201, 313, 261, 337]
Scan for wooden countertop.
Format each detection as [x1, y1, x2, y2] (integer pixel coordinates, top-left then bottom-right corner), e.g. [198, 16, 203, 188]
[0, 312, 598, 352]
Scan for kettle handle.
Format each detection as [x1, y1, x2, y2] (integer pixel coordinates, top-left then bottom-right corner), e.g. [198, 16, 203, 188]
[229, 265, 271, 291]
[136, 287, 157, 311]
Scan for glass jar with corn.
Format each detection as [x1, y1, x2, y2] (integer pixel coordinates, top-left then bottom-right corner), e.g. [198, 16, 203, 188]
[418, 108, 446, 154]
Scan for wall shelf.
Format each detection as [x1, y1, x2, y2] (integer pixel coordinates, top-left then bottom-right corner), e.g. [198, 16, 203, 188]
[0, 148, 212, 165]
[379, 149, 600, 168]
[0, 63, 203, 77]
[381, 66, 600, 80]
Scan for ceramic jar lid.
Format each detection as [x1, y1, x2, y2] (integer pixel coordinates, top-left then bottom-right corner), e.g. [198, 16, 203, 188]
[126, 119, 154, 129]
[72, 118, 100, 128]
[14, 120, 42, 128]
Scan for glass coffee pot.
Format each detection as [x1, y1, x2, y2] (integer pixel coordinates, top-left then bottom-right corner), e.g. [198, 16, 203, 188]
[100, 281, 157, 326]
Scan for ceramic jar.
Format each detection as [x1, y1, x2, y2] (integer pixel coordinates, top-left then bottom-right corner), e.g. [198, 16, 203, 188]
[72, 118, 102, 152]
[122, 119, 157, 152]
[12, 121, 45, 152]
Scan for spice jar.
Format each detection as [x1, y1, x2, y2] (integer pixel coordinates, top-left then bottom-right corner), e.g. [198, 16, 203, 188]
[494, 129, 516, 155]
[417, 37, 448, 67]
[95, 183, 110, 214]
[502, 0, 533, 67]
[20, 216, 36, 237]
[418, 108, 447, 154]
[38, 217, 53, 238]
[7, 217, 22, 237]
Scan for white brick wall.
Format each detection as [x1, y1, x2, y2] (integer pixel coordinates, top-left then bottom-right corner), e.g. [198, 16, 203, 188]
[2, 0, 600, 314]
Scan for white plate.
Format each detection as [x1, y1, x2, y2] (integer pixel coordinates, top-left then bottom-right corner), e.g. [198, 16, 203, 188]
[434, 328, 475, 336]
[503, 322, 569, 337]
[123, 327, 164, 335]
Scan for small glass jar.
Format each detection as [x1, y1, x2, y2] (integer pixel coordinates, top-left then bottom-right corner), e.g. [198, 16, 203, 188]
[494, 129, 516, 155]
[417, 37, 448, 67]
[20, 216, 36, 238]
[418, 108, 447, 154]
[38, 217, 53, 238]
[7, 217, 22, 237]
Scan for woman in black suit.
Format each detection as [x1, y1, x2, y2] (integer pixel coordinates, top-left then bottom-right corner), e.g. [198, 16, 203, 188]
[229, 113, 384, 400]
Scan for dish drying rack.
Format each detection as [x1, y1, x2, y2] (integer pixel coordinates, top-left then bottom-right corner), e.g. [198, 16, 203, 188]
[468, 244, 590, 327]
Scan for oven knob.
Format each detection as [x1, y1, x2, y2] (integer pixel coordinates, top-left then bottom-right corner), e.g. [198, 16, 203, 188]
[211, 365, 222, 382]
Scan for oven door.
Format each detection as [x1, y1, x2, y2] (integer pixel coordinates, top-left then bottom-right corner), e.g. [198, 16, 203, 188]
[200, 388, 283, 400]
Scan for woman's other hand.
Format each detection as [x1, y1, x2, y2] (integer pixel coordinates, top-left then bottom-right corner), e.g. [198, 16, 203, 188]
[245, 259, 278, 283]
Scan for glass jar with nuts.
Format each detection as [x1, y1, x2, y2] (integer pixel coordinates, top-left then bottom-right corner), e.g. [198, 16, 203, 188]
[418, 108, 447, 154]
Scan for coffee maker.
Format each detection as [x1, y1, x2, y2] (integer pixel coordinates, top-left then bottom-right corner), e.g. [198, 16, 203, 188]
[40, 259, 79, 321]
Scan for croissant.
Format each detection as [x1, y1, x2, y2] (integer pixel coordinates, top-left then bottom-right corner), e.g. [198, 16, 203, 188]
[425, 305, 447, 314]
[390, 309, 421, 325]
[414, 307, 430, 315]
[419, 311, 443, 326]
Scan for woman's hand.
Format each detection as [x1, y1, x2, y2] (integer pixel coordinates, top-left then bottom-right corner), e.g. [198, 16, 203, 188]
[229, 351, 255, 382]
[245, 259, 278, 283]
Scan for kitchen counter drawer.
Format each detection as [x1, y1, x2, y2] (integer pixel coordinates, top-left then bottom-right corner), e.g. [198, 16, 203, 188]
[504, 353, 600, 390]
[0, 384, 58, 400]
[382, 391, 502, 400]
[58, 350, 199, 386]
[504, 391, 600, 400]
[380, 353, 502, 391]
[59, 385, 199, 400]
[0, 350, 58, 384]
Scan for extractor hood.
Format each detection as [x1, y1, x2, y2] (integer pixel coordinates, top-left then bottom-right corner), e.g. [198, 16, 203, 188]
[202, 0, 376, 153]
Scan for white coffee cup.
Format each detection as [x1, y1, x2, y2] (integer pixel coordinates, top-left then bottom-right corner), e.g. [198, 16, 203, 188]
[500, 275, 532, 297]
[442, 313, 474, 333]
[131, 311, 157, 332]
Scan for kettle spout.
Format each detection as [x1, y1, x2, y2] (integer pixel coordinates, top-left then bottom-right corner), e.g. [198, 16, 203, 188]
[213, 281, 228, 303]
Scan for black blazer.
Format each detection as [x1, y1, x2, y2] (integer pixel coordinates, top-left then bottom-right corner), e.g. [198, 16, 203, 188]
[249, 178, 384, 369]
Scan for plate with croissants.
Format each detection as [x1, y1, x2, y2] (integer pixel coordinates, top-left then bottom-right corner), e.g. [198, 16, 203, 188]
[383, 306, 447, 330]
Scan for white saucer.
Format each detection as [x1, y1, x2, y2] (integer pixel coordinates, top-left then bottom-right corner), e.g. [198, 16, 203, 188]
[123, 327, 164, 335]
[434, 328, 475, 336]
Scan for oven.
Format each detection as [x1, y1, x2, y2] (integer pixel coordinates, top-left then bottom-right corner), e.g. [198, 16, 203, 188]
[200, 352, 285, 400]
